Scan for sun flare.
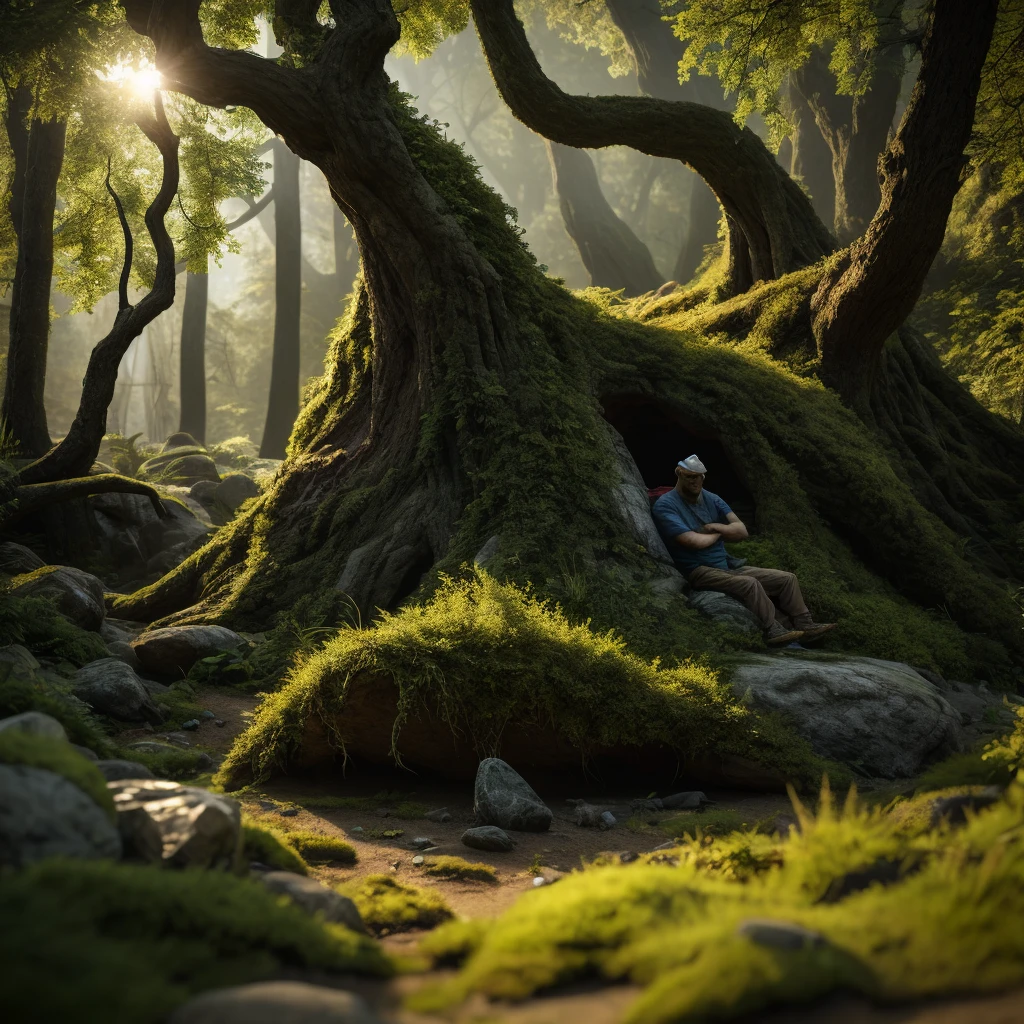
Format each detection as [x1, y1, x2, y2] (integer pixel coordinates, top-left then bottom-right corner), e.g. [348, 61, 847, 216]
[96, 59, 162, 99]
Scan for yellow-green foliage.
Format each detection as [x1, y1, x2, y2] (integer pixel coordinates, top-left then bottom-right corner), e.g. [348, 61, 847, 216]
[0, 731, 114, 819]
[285, 830, 357, 865]
[984, 703, 1024, 774]
[421, 856, 498, 884]
[415, 778, 1024, 1021]
[241, 816, 308, 875]
[340, 874, 453, 936]
[216, 572, 834, 790]
[0, 860, 390, 1024]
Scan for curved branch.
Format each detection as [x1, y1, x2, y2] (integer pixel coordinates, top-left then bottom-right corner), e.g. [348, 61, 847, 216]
[105, 156, 133, 311]
[18, 92, 181, 486]
[469, 0, 833, 287]
[812, 0, 999, 403]
[4, 474, 169, 528]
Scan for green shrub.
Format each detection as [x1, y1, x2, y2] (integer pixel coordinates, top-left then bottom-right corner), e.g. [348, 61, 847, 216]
[241, 817, 309, 874]
[421, 856, 498, 884]
[285, 830, 357, 865]
[0, 671, 113, 756]
[339, 874, 452, 935]
[0, 731, 114, 818]
[0, 860, 390, 1024]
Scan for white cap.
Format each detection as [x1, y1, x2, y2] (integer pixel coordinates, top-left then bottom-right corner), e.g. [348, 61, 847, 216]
[677, 454, 707, 474]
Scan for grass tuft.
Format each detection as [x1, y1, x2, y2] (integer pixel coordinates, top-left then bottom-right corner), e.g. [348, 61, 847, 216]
[421, 856, 498, 884]
[285, 830, 357, 864]
[339, 874, 453, 936]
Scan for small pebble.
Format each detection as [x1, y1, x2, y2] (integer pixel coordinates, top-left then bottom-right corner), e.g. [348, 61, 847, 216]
[181, 719, 200, 731]
[600, 811, 617, 829]
[410, 837, 434, 850]
[351, 826, 364, 833]
[279, 807, 299, 817]
[412, 855, 425, 866]
[533, 876, 545, 887]
[214, 719, 226, 727]
[200, 710, 215, 719]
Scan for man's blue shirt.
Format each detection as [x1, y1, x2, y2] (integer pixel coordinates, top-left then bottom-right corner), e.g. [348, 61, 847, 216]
[652, 488, 733, 572]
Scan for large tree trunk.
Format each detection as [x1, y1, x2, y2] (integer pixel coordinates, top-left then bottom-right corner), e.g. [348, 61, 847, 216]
[546, 141, 663, 296]
[780, 78, 836, 229]
[178, 258, 209, 442]
[2, 87, 65, 457]
[794, 43, 904, 242]
[259, 139, 302, 459]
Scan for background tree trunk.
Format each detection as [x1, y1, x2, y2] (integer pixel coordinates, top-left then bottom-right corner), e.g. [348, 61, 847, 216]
[547, 140, 663, 295]
[259, 139, 302, 459]
[780, 78, 836, 229]
[177, 257, 209, 441]
[2, 90, 65, 457]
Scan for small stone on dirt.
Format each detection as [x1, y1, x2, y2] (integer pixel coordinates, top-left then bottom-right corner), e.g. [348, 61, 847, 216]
[214, 719, 226, 727]
[462, 825, 516, 852]
[600, 811, 617, 829]
[412, 855, 424, 866]
[410, 837, 434, 850]
[182, 719, 200, 731]
[660, 790, 710, 810]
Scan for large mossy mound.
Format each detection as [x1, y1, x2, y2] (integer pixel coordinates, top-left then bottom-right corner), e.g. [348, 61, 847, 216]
[415, 768, 1024, 1022]
[0, 859, 390, 1024]
[216, 572, 837, 791]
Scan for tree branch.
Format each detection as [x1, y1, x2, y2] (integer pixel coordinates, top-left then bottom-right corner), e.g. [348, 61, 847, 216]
[105, 156, 133, 311]
[3, 474, 169, 528]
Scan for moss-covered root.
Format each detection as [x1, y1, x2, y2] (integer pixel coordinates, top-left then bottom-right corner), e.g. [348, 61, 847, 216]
[339, 874, 453, 936]
[0, 860, 391, 1024]
[412, 779, 1024, 1022]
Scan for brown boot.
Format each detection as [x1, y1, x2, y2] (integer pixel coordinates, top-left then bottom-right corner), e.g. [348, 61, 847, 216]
[794, 621, 837, 641]
[765, 621, 805, 646]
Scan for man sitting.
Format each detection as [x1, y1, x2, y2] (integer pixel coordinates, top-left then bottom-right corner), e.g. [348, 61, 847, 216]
[651, 454, 837, 646]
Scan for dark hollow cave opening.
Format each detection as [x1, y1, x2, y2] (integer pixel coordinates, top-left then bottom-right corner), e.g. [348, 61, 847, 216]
[601, 393, 757, 526]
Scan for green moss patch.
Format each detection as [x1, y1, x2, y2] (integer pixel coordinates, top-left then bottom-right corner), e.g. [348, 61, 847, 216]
[0, 586, 108, 665]
[414, 777, 1024, 1020]
[285, 830, 357, 864]
[241, 816, 309, 874]
[216, 572, 834, 791]
[0, 731, 114, 819]
[0, 860, 390, 1024]
[339, 874, 453, 936]
[421, 856, 498, 884]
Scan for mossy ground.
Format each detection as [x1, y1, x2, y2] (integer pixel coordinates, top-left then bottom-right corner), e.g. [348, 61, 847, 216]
[0, 860, 390, 1024]
[420, 856, 499, 884]
[285, 829, 357, 864]
[216, 571, 838, 791]
[339, 874, 453, 936]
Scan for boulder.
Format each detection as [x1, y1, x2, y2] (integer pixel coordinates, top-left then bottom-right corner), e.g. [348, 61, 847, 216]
[72, 659, 163, 725]
[473, 758, 552, 832]
[9, 565, 106, 630]
[162, 432, 202, 451]
[108, 779, 242, 869]
[729, 654, 965, 778]
[256, 871, 367, 933]
[462, 826, 516, 852]
[138, 449, 220, 487]
[95, 759, 155, 782]
[212, 473, 260, 511]
[106, 640, 142, 671]
[132, 624, 245, 676]
[0, 644, 41, 678]
[100, 618, 143, 645]
[0, 541, 45, 575]
[0, 764, 121, 866]
[168, 982, 380, 1024]
[0, 710, 67, 741]
[688, 589, 761, 633]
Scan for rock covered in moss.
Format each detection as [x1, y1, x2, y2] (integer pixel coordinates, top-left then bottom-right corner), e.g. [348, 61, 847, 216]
[0, 709, 67, 741]
[9, 565, 106, 631]
[132, 624, 245, 675]
[0, 764, 121, 866]
[139, 449, 220, 487]
[94, 759, 155, 782]
[168, 981, 380, 1024]
[688, 589, 762, 633]
[473, 758, 552, 832]
[0, 541, 45, 575]
[730, 655, 964, 778]
[108, 779, 242, 869]
[162, 432, 202, 451]
[213, 473, 260, 511]
[72, 658, 163, 725]
[256, 871, 367, 933]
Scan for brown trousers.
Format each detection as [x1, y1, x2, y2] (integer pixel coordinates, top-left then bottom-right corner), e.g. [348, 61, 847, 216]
[687, 565, 809, 629]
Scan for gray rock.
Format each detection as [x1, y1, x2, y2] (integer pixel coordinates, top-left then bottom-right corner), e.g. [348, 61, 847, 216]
[9, 565, 106, 630]
[106, 639, 142, 671]
[99, 618, 143, 645]
[738, 918, 827, 950]
[0, 764, 121, 866]
[474, 757, 552, 832]
[930, 786, 1004, 828]
[424, 807, 451, 823]
[95, 759, 155, 781]
[72, 658, 163, 725]
[256, 872, 367, 933]
[168, 981, 380, 1024]
[0, 710, 67, 741]
[462, 825, 516, 852]
[0, 644, 41, 677]
[660, 791, 709, 811]
[212, 473, 260, 511]
[729, 654, 965, 778]
[189, 479, 219, 504]
[410, 836, 435, 850]
[127, 740, 182, 757]
[0, 541, 45, 575]
[71, 743, 100, 761]
[108, 779, 242, 869]
[688, 589, 762, 633]
[132, 624, 245, 675]
[600, 811, 617, 829]
[162, 432, 202, 451]
[138, 449, 220, 486]
[574, 803, 604, 828]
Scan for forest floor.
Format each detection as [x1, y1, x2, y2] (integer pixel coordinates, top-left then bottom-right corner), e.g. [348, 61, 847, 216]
[112, 686, 1024, 1024]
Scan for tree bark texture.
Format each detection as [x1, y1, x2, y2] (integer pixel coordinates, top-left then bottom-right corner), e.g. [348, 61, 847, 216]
[19, 94, 180, 484]
[812, 0, 998, 403]
[470, 0, 833, 296]
[794, 44, 904, 242]
[258, 138, 303, 459]
[178, 258, 209, 441]
[546, 141, 663, 296]
[3, 89, 65, 457]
